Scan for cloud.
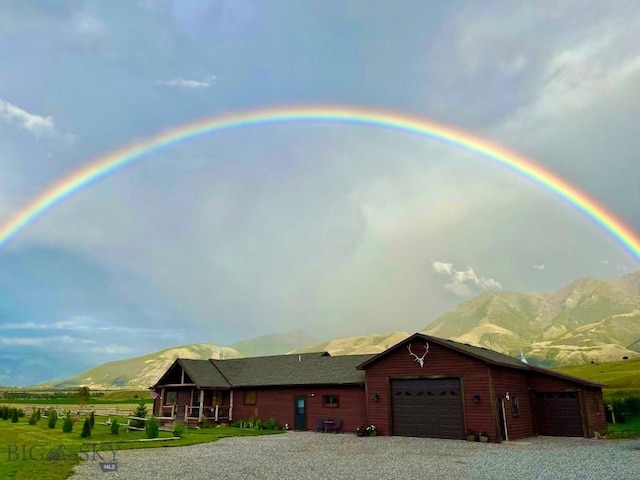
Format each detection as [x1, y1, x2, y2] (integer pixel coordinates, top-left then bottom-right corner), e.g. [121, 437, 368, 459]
[432, 261, 502, 297]
[0, 99, 57, 137]
[533, 264, 545, 270]
[155, 77, 214, 88]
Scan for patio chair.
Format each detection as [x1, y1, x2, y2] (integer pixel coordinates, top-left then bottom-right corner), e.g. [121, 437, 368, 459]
[315, 418, 325, 432]
[328, 419, 343, 433]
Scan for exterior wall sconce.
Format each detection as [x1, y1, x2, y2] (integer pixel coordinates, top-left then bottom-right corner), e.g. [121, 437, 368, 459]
[373, 394, 380, 402]
[473, 394, 481, 403]
[308, 393, 315, 397]
[505, 392, 510, 401]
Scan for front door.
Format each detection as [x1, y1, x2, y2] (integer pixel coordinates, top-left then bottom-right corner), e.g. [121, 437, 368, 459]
[293, 396, 306, 431]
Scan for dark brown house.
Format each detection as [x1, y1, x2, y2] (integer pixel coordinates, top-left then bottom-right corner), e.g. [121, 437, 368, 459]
[152, 333, 606, 442]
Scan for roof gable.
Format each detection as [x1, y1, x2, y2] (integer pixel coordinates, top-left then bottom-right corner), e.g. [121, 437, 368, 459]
[356, 333, 602, 387]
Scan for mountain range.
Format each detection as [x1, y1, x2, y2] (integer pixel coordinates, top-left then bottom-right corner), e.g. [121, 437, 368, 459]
[37, 271, 640, 389]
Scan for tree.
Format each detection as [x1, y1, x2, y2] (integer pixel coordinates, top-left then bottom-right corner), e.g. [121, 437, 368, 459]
[62, 413, 73, 433]
[11, 408, 18, 423]
[76, 386, 91, 412]
[47, 409, 58, 429]
[110, 419, 120, 435]
[89, 411, 95, 429]
[131, 403, 148, 428]
[80, 418, 91, 438]
[145, 416, 159, 439]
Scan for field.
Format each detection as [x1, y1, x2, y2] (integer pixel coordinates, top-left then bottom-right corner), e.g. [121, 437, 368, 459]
[553, 357, 640, 398]
[0, 412, 282, 480]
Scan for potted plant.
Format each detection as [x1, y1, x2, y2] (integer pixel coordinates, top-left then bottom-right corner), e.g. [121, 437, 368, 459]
[465, 431, 477, 442]
[356, 425, 378, 437]
[478, 432, 489, 443]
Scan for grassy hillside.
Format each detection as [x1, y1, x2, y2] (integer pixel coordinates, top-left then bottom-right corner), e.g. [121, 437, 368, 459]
[231, 330, 319, 357]
[290, 331, 411, 355]
[554, 357, 640, 397]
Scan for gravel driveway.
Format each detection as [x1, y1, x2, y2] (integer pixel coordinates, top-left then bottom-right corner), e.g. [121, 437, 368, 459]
[70, 432, 640, 480]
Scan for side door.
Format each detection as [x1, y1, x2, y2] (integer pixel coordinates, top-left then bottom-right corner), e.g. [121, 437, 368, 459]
[293, 396, 306, 431]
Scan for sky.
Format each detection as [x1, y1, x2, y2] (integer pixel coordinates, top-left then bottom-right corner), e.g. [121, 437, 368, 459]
[1, 0, 639, 385]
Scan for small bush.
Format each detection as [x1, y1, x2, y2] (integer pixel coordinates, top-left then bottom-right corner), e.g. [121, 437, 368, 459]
[218, 422, 229, 428]
[110, 419, 120, 435]
[62, 413, 73, 433]
[47, 409, 58, 429]
[11, 408, 19, 423]
[264, 418, 278, 430]
[173, 422, 186, 438]
[28, 409, 40, 425]
[89, 411, 95, 429]
[131, 403, 148, 428]
[145, 416, 159, 439]
[80, 418, 92, 438]
[1, 406, 9, 420]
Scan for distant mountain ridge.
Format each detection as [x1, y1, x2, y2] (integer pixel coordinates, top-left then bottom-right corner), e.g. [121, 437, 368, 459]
[36, 272, 640, 388]
[422, 271, 640, 365]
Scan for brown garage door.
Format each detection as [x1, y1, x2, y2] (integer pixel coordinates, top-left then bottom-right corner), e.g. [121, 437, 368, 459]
[535, 391, 584, 436]
[391, 378, 464, 439]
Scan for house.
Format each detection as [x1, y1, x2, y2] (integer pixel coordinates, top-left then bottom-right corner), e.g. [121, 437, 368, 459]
[151, 332, 606, 442]
[151, 352, 372, 434]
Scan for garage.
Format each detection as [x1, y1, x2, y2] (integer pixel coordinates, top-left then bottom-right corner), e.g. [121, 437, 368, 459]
[534, 391, 584, 436]
[391, 378, 465, 439]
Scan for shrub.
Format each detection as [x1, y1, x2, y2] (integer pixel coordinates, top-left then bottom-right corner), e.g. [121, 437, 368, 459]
[47, 409, 58, 429]
[131, 403, 148, 428]
[62, 413, 73, 433]
[264, 418, 278, 430]
[80, 418, 91, 438]
[89, 411, 95, 429]
[11, 408, 19, 423]
[145, 416, 159, 439]
[1, 406, 9, 420]
[28, 409, 40, 425]
[173, 422, 186, 438]
[110, 419, 120, 435]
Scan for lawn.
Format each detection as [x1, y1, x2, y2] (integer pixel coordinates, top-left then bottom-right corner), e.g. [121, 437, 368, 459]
[0, 414, 282, 480]
[605, 415, 640, 439]
[553, 357, 640, 398]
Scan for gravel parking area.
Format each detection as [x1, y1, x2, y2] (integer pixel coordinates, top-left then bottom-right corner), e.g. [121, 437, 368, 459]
[71, 433, 640, 480]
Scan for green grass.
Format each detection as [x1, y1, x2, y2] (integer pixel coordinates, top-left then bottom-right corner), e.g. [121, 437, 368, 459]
[605, 415, 640, 439]
[553, 357, 640, 397]
[0, 414, 282, 479]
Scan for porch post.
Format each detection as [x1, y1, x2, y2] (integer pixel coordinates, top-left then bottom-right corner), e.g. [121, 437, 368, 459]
[199, 388, 204, 423]
[214, 405, 219, 422]
[229, 390, 234, 422]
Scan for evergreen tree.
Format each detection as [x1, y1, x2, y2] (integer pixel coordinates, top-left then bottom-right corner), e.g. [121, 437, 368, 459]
[80, 418, 91, 438]
[62, 413, 73, 433]
[145, 416, 159, 439]
[89, 411, 95, 429]
[47, 409, 58, 429]
[11, 408, 18, 423]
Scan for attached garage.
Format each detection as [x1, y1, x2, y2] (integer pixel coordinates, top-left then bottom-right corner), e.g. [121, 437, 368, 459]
[534, 391, 584, 437]
[391, 378, 465, 439]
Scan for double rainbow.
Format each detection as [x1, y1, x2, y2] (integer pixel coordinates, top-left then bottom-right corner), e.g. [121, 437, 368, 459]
[1, 105, 639, 261]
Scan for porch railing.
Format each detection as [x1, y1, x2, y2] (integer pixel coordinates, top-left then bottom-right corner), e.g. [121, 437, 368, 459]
[184, 405, 229, 422]
[159, 405, 175, 418]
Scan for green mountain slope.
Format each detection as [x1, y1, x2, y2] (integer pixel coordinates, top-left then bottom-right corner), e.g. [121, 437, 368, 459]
[422, 272, 640, 365]
[554, 357, 640, 395]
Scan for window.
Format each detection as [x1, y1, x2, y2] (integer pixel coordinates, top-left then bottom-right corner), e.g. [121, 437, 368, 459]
[322, 395, 339, 408]
[212, 391, 222, 407]
[511, 396, 519, 416]
[165, 390, 177, 405]
[243, 390, 257, 405]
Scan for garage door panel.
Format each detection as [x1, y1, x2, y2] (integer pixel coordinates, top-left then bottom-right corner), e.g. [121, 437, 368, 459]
[391, 378, 464, 439]
[535, 392, 583, 437]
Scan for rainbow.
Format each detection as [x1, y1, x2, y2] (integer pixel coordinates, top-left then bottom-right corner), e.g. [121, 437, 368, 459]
[1, 105, 639, 261]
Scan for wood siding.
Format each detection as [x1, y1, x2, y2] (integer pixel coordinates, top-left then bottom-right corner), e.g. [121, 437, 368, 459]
[585, 387, 607, 435]
[363, 341, 498, 442]
[231, 385, 366, 433]
[490, 366, 535, 441]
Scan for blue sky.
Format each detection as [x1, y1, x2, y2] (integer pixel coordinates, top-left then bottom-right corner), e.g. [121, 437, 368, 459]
[1, 1, 639, 385]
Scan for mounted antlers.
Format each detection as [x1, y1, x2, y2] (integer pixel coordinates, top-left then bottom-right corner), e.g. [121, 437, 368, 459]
[407, 342, 429, 367]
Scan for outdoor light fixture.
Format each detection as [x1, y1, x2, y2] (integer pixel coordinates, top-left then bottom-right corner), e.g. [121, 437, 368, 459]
[505, 392, 510, 401]
[473, 394, 481, 403]
[373, 394, 380, 402]
[309, 393, 315, 397]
